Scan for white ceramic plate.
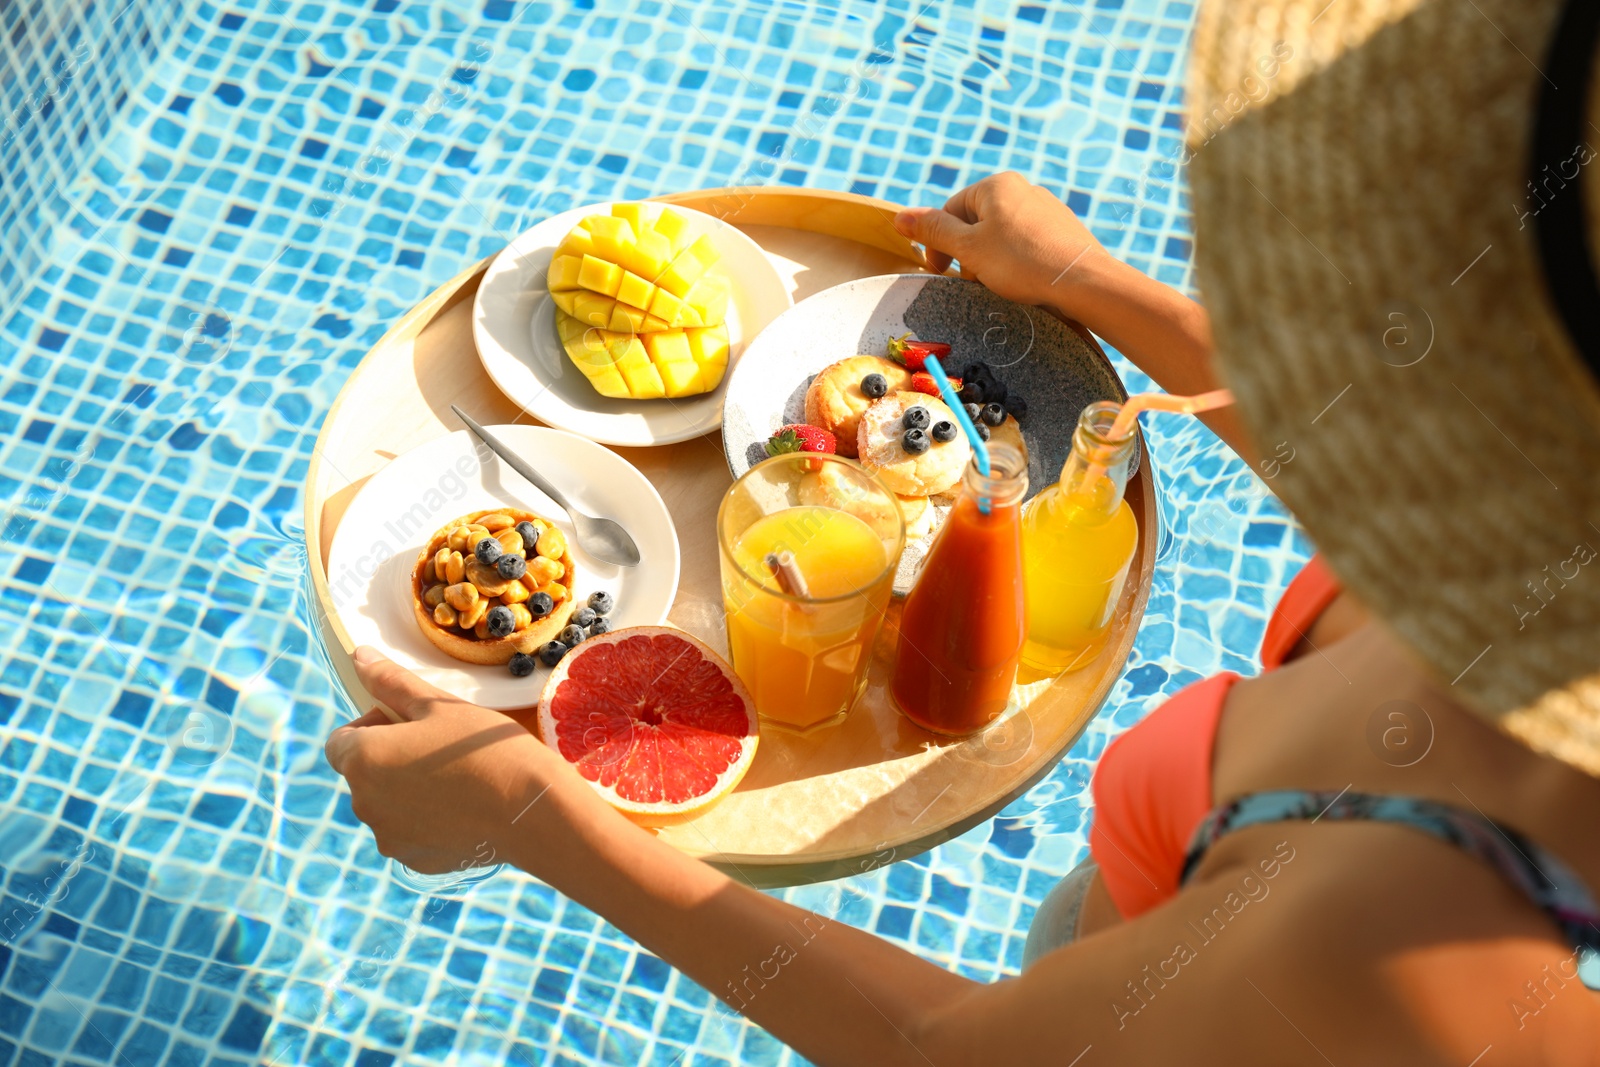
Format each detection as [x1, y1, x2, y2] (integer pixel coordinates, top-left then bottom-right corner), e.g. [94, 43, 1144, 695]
[472, 201, 792, 447]
[325, 426, 680, 709]
[722, 273, 1129, 593]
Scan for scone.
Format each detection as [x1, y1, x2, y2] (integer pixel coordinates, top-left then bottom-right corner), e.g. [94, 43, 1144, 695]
[989, 414, 1029, 466]
[856, 391, 971, 496]
[897, 493, 935, 540]
[797, 463, 902, 541]
[803, 355, 910, 458]
[412, 509, 578, 665]
[931, 414, 1029, 505]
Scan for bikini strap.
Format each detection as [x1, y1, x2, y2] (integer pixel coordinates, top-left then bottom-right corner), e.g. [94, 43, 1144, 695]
[1179, 789, 1600, 956]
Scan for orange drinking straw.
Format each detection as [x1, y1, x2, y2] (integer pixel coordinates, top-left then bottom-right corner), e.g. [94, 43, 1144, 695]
[1085, 388, 1235, 481]
[1109, 388, 1235, 439]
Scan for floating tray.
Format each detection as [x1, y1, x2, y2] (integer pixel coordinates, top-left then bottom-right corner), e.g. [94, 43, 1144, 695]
[304, 187, 1158, 888]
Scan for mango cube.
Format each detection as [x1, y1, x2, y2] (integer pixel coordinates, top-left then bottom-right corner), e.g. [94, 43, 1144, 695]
[686, 324, 729, 370]
[656, 235, 719, 297]
[612, 338, 666, 399]
[585, 216, 636, 263]
[616, 228, 675, 283]
[577, 254, 623, 297]
[610, 202, 660, 235]
[684, 274, 728, 325]
[547, 254, 583, 292]
[651, 208, 690, 254]
[607, 301, 648, 333]
[569, 290, 615, 329]
[647, 287, 686, 325]
[615, 271, 655, 311]
[557, 225, 595, 260]
[644, 328, 701, 395]
[554, 313, 629, 397]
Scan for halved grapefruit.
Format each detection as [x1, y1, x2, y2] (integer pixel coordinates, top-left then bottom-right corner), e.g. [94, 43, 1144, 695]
[536, 626, 759, 824]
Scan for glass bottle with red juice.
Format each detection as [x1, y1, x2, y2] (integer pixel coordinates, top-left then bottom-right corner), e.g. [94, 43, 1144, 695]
[890, 442, 1028, 735]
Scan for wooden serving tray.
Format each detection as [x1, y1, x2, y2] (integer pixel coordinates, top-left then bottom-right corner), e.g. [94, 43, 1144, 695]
[305, 187, 1158, 888]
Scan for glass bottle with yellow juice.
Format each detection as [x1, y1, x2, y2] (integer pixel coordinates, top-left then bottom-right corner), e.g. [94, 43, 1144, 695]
[718, 455, 905, 732]
[1020, 401, 1139, 673]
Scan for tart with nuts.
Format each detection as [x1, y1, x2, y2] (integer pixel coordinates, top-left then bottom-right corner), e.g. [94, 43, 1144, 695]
[411, 509, 578, 665]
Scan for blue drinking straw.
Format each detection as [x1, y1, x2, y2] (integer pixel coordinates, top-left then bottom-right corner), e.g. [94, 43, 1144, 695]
[921, 355, 992, 513]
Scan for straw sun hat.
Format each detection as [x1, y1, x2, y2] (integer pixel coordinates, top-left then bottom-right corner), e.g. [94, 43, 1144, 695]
[1185, 0, 1600, 773]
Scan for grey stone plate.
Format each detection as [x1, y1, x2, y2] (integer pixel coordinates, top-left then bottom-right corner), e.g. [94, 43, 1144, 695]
[721, 274, 1132, 593]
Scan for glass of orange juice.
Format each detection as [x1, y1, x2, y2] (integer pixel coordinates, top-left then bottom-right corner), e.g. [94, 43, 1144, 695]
[717, 454, 905, 733]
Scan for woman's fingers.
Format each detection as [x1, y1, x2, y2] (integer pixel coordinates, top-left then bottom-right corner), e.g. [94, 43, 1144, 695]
[324, 707, 390, 774]
[941, 181, 983, 224]
[352, 645, 458, 721]
[894, 206, 972, 275]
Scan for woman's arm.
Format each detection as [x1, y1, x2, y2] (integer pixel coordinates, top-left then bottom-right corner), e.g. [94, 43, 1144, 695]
[326, 649, 979, 1067]
[324, 650, 1562, 1066]
[894, 172, 1255, 464]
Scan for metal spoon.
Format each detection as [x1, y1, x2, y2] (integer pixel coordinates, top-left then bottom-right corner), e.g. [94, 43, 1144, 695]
[451, 405, 642, 567]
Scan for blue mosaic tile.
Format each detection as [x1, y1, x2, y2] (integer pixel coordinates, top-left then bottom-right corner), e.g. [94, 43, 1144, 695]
[0, 0, 1313, 1062]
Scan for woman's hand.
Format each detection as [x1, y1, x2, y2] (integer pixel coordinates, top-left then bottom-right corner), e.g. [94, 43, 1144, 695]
[899, 171, 1253, 460]
[324, 647, 578, 874]
[894, 171, 1116, 318]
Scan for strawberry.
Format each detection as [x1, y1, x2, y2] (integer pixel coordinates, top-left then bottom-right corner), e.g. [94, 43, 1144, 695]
[764, 424, 837, 459]
[885, 333, 952, 373]
[909, 371, 960, 397]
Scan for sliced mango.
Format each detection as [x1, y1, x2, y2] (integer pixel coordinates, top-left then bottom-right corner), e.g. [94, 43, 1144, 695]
[549, 204, 732, 398]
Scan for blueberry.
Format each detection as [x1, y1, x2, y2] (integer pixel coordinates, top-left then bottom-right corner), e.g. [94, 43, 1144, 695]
[902, 406, 930, 430]
[588, 617, 613, 636]
[1004, 394, 1028, 421]
[515, 521, 540, 551]
[931, 420, 957, 443]
[528, 592, 555, 618]
[980, 402, 1006, 427]
[962, 362, 990, 382]
[572, 606, 597, 628]
[975, 421, 991, 441]
[983, 379, 1008, 404]
[902, 427, 930, 455]
[537, 640, 567, 667]
[860, 373, 888, 398]
[508, 652, 537, 677]
[588, 590, 615, 615]
[495, 553, 526, 580]
[474, 537, 503, 565]
[960, 380, 986, 405]
[559, 624, 586, 647]
[486, 604, 515, 638]
[963, 402, 983, 423]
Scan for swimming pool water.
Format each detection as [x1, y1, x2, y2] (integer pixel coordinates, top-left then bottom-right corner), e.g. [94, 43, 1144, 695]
[0, 0, 1309, 1063]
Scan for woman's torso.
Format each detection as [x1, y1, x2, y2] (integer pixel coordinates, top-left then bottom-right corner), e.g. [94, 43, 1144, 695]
[1212, 605, 1600, 903]
[1195, 606, 1600, 1061]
